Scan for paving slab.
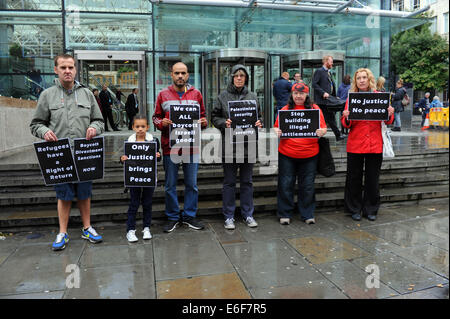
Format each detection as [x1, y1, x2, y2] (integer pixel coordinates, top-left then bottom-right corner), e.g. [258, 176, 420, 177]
[316, 260, 399, 299]
[250, 280, 348, 299]
[286, 235, 370, 265]
[223, 239, 326, 290]
[157, 272, 251, 299]
[153, 230, 235, 281]
[350, 252, 449, 294]
[64, 264, 156, 299]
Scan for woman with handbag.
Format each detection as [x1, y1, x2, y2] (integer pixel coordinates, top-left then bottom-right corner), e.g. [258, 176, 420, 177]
[341, 68, 394, 222]
[391, 79, 407, 131]
[274, 83, 327, 225]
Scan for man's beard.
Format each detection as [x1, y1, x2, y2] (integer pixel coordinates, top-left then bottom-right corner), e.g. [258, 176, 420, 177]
[174, 79, 186, 89]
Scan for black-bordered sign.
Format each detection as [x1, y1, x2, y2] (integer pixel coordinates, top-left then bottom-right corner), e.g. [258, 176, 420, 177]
[228, 100, 258, 143]
[278, 109, 320, 138]
[348, 92, 391, 121]
[34, 138, 78, 185]
[124, 141, 157, 187]
[169, 104, 200, 148]
[73, 136, 105, 182]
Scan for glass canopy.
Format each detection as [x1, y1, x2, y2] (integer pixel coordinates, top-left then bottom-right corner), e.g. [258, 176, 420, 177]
[154, 3, 428, 53]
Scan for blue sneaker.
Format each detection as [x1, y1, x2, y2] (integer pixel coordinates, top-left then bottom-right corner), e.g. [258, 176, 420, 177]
[52, 233, 69, 251]
[81, 226, 103, 243]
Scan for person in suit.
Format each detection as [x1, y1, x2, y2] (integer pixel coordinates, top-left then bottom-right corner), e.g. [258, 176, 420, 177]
[312, 55, 345, 141]
[125, 88, 139, 130]
[99, 85, 119, 131]
[273, 72, 292, 123]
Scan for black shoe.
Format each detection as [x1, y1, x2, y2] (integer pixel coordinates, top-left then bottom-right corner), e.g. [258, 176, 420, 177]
[182, 216, 205, 230]
[367, 215, 377, 221]
[163, 220, 179, 233]
[351, 213, 362, 221]
[336, 135, 346, 141]
[392, 127, 401, 132]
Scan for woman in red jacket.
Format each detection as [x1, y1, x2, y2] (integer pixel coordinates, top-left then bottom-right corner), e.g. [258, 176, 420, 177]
[341, 68, 394, 221]
[274, 83, 327, 225]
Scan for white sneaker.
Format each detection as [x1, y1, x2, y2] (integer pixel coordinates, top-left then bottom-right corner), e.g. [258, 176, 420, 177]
[224, 218, 235, 230]
[126, 230, 138, 243]
[305, 218, 316, 225]
[142, 227, 152, 240]
[280, 218, 290, 225]
[245, 216, 258, 228]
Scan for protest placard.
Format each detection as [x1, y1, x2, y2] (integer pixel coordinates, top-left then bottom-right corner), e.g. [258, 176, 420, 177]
[228, 100, 258, 143]
[169, 104, 200, 148]
[73, 136, 104, 182]
[124, 141, 157, 187]
[347, 92, 391, 121]
[34, 138, 78, 185]
[278, 109, 320, 138]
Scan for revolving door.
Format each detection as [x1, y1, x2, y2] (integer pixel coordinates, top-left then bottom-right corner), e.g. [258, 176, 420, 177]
[203, 49, 271, 127]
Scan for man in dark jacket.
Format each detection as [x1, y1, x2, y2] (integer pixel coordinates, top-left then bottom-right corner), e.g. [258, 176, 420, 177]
[312, 55, 345, 141]
[212, 64, 263, 230]
[125, 88, 139, 130]
[418, 92, 431, 127]
[273, 72, 292, 122]
[99, 85, 119, 131]
[391, 79, 407, 131]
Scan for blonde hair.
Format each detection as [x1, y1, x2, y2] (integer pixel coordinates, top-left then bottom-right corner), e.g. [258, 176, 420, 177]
[397, 79, 404, 86]
[350, 68, 376, 92]
[322, 55, 333, 64]
[376, 76, 385, 91]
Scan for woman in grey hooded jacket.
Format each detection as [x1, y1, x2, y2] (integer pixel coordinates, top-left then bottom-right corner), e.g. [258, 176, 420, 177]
[211, 64, 263, 230]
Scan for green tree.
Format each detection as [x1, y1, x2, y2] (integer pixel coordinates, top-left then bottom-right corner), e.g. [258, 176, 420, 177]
[391, 21, 449, 92]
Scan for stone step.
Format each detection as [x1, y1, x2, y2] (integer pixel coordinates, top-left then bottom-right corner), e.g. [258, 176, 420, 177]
[0, 155, 448, 189]
[1, 184, 448, 227]
[1, 169, 447, 207]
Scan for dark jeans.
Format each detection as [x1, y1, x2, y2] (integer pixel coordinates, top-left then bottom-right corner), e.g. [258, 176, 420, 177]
[319, 104, 341, 139]
[222, 163, 254, 220]
[344, 152, 382, 216]
[277, 153, 318, 221]
[127, 187, 155, 231]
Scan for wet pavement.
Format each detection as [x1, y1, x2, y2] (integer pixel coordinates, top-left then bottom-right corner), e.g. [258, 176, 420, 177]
[0, 199, 448, 299]
[0, 121, 448, 300]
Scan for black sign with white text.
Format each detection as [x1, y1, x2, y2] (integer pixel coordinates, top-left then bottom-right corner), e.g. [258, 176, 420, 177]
[73, 136, 104, 182]
[228, 100, 258, 143]
[169, 104, 200, 148]
[34, 138, 78, 185]
[279, 109, 320, 138]
[348, 92, 391, 121]
[124, 142, 157, 187]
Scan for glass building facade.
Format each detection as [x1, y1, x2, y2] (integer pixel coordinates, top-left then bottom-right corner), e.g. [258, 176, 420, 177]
[0, 0, 427, 127]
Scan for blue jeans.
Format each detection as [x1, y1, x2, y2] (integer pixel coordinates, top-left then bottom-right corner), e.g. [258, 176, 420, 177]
[127, 187, 154, 231]
[277, 153, 318, 221]
[222, 163, 254, 220]
[163, 155, 199, 221]
[394, 112, 401, 128]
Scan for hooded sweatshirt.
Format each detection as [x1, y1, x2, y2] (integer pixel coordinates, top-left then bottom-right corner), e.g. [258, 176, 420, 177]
[30, 78, 104, 142]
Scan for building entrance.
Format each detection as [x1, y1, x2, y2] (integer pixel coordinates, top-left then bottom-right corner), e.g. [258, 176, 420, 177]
[74, 50, 146, 129]
[282, 50, 345, 101]
[203, 49, 271, 128]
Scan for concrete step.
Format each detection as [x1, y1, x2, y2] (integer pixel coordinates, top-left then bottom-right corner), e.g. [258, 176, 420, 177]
[1, 184, 448, 227]
[0, 154, 448, 189]
[1, 169, 447, 208]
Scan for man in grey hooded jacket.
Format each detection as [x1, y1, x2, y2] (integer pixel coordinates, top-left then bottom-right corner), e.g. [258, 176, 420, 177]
[30, 53, 104, 251]
[211, 64, 263, 230]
